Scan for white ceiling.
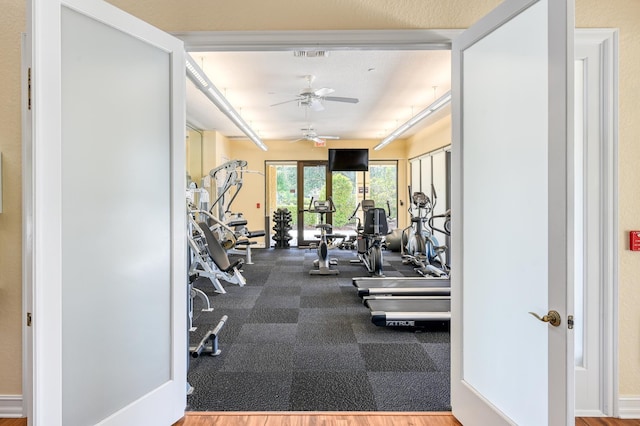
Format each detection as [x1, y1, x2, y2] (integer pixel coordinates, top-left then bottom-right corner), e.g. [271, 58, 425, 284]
[186, 49, 451, 144]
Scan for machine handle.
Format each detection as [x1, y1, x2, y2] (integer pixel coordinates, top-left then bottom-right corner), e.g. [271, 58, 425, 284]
[348, 202, 361, 220]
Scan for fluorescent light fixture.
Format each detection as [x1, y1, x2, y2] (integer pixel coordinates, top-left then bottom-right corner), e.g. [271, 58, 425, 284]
[185, 54, 267, 151]
[374, 90, 452, 151]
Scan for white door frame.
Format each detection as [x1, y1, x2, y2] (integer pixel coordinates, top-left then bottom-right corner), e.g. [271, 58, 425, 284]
[573, 28, 619, 417]
[21, 27, 618, 419]
[178, 29, 618, 416]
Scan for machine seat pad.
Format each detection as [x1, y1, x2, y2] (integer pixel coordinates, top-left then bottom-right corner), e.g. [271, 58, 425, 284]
[198, 222, 232, 270]
[326, 233, 346, 239]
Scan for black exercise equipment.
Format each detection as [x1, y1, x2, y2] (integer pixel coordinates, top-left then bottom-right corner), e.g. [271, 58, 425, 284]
[272, 208, 293, 248]
[348, 199, 390, 276]
[304, 197, 342, 275]
[401, 185, 448, 277]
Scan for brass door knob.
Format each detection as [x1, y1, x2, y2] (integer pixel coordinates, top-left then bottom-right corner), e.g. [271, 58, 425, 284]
[528, 310, 561, 327]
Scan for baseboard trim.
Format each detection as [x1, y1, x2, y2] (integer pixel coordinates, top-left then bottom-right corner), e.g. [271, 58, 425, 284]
[619, 395, 640, 419]
[0, 394, 23, 418]
[575, 409, 606, 417]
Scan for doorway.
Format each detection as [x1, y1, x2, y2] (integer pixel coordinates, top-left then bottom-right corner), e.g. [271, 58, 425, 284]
[179, 28, 617, 415]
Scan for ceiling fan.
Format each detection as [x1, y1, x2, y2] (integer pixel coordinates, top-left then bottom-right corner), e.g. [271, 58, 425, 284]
[271, 75, 359, 112]
[291, 126, 340, 145]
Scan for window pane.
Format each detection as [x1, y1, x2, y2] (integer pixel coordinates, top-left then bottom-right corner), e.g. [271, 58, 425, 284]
[368, 163, 398, 229]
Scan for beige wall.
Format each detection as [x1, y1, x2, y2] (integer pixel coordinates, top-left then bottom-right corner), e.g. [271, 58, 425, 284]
[216, 138, 408, 233]
[0, 0, 25, 396]
[406, 115, 452, 160]
[2, 0, 639, 404]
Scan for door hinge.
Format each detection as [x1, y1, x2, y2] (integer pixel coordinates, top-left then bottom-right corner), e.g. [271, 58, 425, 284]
[567, 315, 574, 330]
[27, 312, 32, 327]
[27, 67, 32, 110]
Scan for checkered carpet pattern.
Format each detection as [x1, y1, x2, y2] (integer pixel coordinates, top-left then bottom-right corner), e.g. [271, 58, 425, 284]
[187, 248, 450, 412]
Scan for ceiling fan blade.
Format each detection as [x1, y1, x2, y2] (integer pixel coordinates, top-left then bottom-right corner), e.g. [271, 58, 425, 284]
[314, 87, 334, 97]
[317, 135, 340, 140]
[270, 98, 300, 107]
[311, 137, 324, 144]
[289, 138, 304, 144]
[323, 96, 359, 104]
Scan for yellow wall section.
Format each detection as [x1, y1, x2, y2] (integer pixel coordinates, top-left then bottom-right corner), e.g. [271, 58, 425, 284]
[211, 138, 409, 233]
[2, 0, 639, 401]
[407, 116, 452, 160]
[0, 0, 25, 395]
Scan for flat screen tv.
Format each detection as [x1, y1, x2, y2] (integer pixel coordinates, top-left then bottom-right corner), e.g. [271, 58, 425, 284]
[328, 148, 369, 172]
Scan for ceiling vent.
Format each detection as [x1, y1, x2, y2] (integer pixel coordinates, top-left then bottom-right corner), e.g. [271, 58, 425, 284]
[293, 50, 329, 58]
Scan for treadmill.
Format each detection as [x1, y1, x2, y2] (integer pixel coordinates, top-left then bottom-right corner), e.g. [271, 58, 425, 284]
[352, 276, 450, 297]
[365, 297, 451, 327]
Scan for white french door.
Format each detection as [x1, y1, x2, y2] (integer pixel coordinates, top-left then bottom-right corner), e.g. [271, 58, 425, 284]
[451, 0, 574, 425]
[27, 0, 186, 425]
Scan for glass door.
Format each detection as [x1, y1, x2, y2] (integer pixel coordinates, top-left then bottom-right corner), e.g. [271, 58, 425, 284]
[297, 162, 330, 247]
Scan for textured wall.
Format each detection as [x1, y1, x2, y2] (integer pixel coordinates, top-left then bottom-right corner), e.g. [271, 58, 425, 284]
[574, 0, 640, 395]
[1, 0, 638, 402]
[0, 0, 25, 395]
[106, 0, 500, 32]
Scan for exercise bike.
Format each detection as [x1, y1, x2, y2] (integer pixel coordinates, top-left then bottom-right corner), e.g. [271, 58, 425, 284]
[348, 199, 390, 277]
[401, 185, 448, 277]
[304, 197, 341, 275]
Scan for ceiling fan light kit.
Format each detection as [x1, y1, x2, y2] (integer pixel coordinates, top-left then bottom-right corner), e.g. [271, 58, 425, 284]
[185, 53, 268, 151]
[374, 90, 452, 151]
[290, 126, 341, 145]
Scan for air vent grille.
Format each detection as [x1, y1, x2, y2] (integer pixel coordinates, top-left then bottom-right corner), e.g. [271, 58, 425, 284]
[293, 50, 329, 58]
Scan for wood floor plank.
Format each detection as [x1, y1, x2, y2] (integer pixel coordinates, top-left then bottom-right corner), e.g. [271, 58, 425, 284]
[0, 419, 27, 426]
[172, 413, 640, 426]
[173, 412, 463, 426]
[578, 418, 640, 426]
[3, 414, 640, 425]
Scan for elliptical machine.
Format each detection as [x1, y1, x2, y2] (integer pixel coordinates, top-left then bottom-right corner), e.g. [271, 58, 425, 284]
[401, 185, 448, 277]
[304, 197, 341, 275]
[349, 199, 390, 276]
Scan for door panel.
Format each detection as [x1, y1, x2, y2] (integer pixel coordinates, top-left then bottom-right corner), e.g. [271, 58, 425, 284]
[451, 0, 573, 424]
[298, 162, 329, 246]
[29, 0, 186, 424]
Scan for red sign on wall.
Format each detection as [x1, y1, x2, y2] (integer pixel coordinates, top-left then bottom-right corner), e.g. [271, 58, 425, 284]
[630, 231, 640, 251]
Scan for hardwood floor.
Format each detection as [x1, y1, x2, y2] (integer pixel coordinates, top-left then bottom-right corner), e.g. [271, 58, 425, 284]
[174, 412, 462, 426]
[3, 414, 640, 425]
[171, 413, 640, 426]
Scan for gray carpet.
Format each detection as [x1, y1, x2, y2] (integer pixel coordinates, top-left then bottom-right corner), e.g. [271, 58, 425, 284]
[186, 247, 450, 411]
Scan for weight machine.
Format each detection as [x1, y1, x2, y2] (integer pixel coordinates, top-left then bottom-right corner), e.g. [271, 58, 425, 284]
[207, 159, 266, 264]
[187, 204, 247, 295]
